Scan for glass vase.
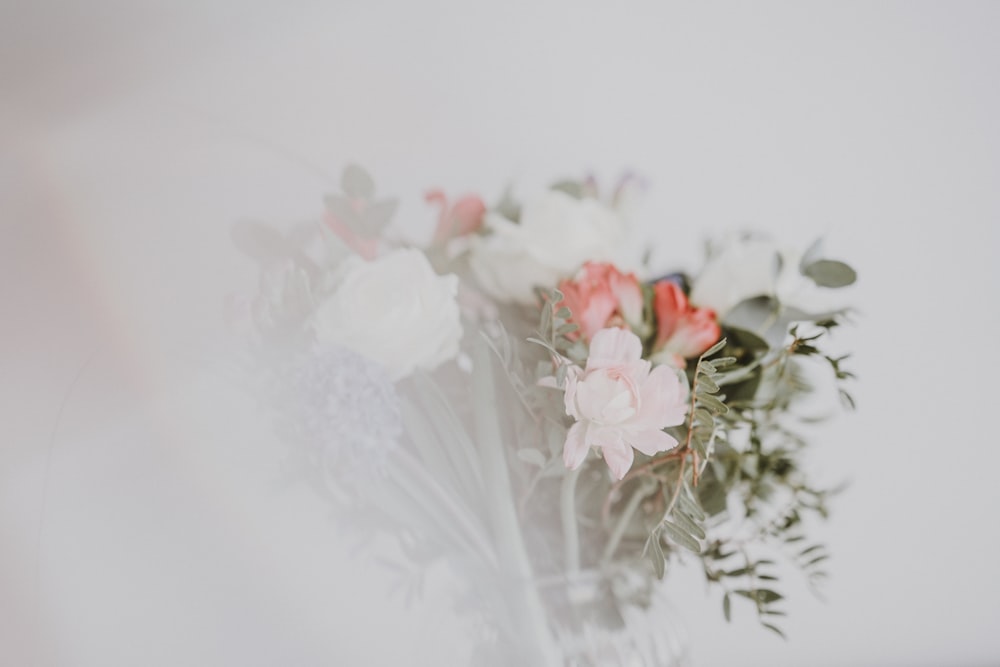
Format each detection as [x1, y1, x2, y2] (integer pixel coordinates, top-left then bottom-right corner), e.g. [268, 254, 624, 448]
[544, 569, 690, 667]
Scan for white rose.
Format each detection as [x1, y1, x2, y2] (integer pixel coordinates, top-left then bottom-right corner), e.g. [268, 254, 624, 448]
[312, 248, 462, 380]
[688, 238, 782, 317]
[468, 190, 627, 304]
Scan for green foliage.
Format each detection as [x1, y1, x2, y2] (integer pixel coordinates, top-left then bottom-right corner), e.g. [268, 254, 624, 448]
[324, 163, 400, 239]
[527, 287, 588, 372]
[802, 259, 857, 288]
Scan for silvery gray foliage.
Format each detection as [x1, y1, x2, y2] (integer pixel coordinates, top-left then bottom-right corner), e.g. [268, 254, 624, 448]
[270, 344, 402, 486]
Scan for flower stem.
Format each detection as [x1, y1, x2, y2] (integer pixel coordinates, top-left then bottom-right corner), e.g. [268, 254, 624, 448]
[561, 465, 582, 575]
[472, 338, 559, 664]
[601, 480, 652, 565]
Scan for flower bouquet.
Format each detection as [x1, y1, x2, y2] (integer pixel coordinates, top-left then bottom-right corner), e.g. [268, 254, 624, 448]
[227, 165, 858, 665]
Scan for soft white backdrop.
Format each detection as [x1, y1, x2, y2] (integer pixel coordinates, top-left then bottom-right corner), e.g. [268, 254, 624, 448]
[2, 1, 999, 665]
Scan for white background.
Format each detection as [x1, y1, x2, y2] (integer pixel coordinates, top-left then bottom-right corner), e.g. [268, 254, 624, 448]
[2, 1, 999, 665]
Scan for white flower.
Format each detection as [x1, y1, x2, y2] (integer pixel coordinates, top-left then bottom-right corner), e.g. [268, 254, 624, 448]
[690, 237, 848, 319]
[312, 248, 462, 380]
[468, 190, 627, 304]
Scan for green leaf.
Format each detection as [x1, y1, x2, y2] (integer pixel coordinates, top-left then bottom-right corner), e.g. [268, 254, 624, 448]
[690, 433, 707, 458]
[725, 326, 770, 353]
[671, 507, 706, 540]
[802, 259, 857, 288]
[804, 554, 831, 568]
[662, 520, 701, 553]
[723, 593, 732, 622]
[646, 532, 666, 579]
[556, 322, 579, 336]
[361, 198, 399, 235]
[734, 588, 784, 604]
[324, 195, 362, 232]
[551, 180, 584, 199]
[677, 489, 706, 522]
[755, 589, 784, 604]
[694, 408, 715, 428]
[696, 374, 720, 394]
[762, 623, 787, 639]
[697, 393, 729, 414]
[341, 163, 375, 199]
[703, 338, 728, 358]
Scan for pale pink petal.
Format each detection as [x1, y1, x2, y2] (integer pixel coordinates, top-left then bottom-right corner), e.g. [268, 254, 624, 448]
[563, 421, 590, 470]
[572, 375, 599, 419]
[563, 367, 581, 419]
[601, 438, 635, 480]
[626, 428, 678, 457]
[586, 327, 643, 371]
[635, 365, 688, 429]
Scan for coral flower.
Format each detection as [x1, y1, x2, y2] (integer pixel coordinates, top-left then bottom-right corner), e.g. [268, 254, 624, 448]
[562, 328, 688, 480]
[426, 189, 486, 244]
[557, 262, 644, 341]
[652, 281, 721, 368]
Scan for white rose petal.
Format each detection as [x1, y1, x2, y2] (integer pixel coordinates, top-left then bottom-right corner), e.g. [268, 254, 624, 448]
[468, 190, 628, 304]
[312, 249, 462, 380]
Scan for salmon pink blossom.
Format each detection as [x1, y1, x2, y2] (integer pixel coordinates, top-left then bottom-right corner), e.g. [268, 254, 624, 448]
[557, 262, 644, 341]
[426, 189, 486, 244]
[652, 281, 721, 368]
[562, 327, 688, 480]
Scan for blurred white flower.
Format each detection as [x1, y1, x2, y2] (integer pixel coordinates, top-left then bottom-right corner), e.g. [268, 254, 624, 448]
[690, 236, 848, 319]
[468, 190, 628, 304]
[312, 248, 462, 380]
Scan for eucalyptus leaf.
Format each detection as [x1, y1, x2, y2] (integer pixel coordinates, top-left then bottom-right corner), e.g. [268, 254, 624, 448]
[324, 195, 362, 233]
[341, 163, 376, 199]
[802, 259, 857, 288]
[550, 180, 584, 199]
[362, 198, 399, 235]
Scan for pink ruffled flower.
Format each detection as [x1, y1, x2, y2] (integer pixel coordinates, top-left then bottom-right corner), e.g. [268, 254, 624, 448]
[557, 262, 644, 341]
[426, 189, 486, 244]
[652, 281, 721, 368]
[562, 327, 688, 480]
